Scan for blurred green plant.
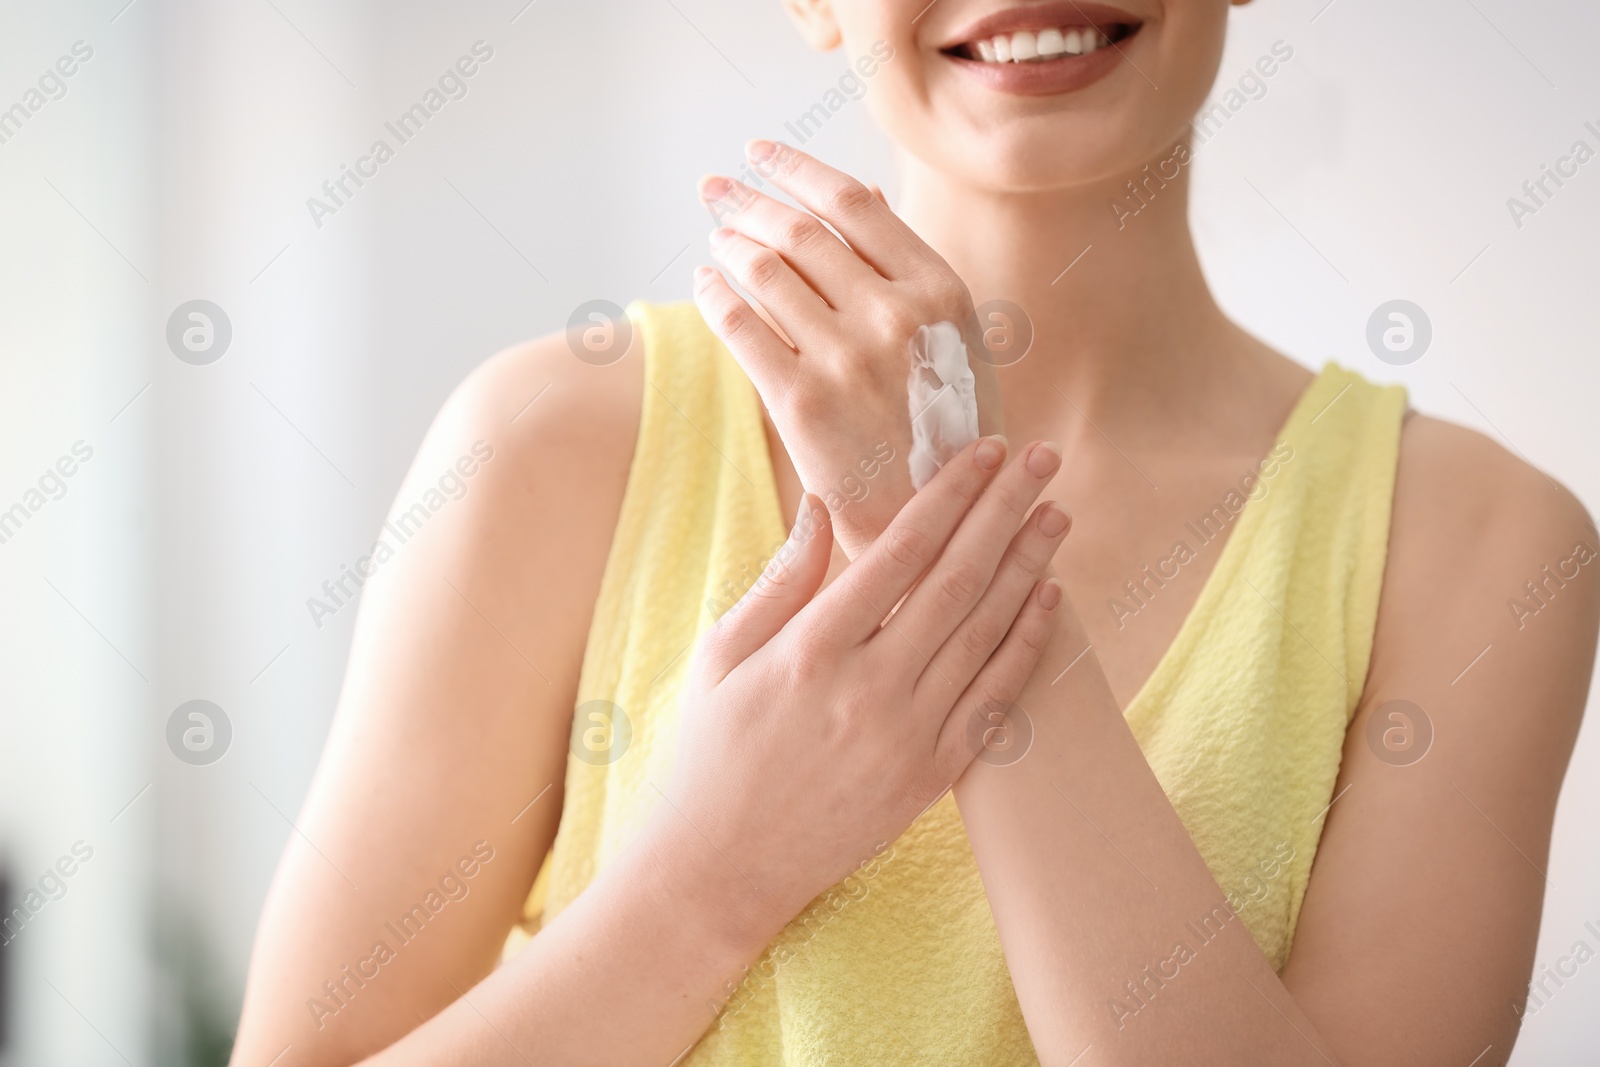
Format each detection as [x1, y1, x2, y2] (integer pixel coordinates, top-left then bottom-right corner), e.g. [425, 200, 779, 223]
[151, 897, 236, 1067]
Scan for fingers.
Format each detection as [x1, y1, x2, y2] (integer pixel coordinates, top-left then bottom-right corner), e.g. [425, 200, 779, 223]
[744, 140, 946, 284]
[882, 441, 1064, 661]
[933, 578, 1062, 782]
[810, 436, 1009, 646]
[692, 265, 799, 408]
[707, 225, 833, 336]
[700, 175, 878, 311]
[916, 499, 1071, 705]
[697, 494, 834, 682]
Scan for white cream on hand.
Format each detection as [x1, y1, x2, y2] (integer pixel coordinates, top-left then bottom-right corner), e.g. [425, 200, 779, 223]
[906, 321, 980, 489]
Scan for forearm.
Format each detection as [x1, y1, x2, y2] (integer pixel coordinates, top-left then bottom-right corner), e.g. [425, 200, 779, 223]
[360, 811, 783, 1067]
[953, 604, 1341, 1065]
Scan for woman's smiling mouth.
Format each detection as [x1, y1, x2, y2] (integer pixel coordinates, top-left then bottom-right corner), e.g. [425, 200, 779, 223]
[938, 2, 1146, 96]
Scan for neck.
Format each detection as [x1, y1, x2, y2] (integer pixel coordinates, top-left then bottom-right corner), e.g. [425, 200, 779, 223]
[894, 143, 1244, 431]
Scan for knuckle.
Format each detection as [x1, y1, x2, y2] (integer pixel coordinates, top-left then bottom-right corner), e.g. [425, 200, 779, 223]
[884, 522, 935, 570]
[711, 299, 751, 340]
[936, 560, 984, 608]
[1007, 542, 1052, 582]
[778, 213, 823, 251]
[972, 679, 1015, 721]
[929, 284, 970, 324]
[1013, 616, 1052, 661]
[936, 457, 989, 503]
[749, 561, 791, 598]
[959, 614, 1000, 659]
[876, 302, 921, 345]
[997, 482, 1035, 520]
[744, 249, 785, 290]
[824, 178, 877, 218]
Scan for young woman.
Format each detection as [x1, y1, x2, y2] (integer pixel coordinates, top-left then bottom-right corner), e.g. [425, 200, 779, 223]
[230, 1, 1599, 1064]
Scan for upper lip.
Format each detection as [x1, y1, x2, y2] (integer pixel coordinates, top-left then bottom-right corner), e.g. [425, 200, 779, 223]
[937, 1, 1144, 48]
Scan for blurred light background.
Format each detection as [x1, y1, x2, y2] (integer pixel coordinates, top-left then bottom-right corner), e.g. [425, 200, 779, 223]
[0, 0, 1595, 1063]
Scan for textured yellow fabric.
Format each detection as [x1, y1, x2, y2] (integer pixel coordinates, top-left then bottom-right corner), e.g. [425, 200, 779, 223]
[506, 300, 1408, 1064]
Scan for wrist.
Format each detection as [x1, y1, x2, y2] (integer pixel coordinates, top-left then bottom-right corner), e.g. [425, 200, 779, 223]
[630, 807, 792, 958]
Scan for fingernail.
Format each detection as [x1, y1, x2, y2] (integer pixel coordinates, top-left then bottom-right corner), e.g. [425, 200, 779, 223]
[693, 265, 716, 289]
[1027, 441, 1062, 478]
[1039, 578, 1062, 611]
[700, 175, 733, 201]
[1038, 502, 1069, 538]
[974, 435, 1007, 470]
[709, 227, 734, 246]
[747, 139, 778, 163]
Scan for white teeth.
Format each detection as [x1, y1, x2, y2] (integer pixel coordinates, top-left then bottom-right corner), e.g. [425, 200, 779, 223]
[967, 26, 1115, 63]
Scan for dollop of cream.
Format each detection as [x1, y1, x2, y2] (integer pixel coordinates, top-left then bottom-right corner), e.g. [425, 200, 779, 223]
[907, 321, 980, 489]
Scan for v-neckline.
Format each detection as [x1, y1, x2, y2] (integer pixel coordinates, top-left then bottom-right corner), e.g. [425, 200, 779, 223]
[747, 363, 1337, 715]
[1121, 364, 1335, 718]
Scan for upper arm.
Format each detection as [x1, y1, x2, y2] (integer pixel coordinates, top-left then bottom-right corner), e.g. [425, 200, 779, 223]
[230, 327, 643, 1066]
[1283, 415, 1599, 1065]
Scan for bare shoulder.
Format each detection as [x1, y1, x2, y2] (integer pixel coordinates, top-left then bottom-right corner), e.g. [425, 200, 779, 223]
[417, 325, 644, 513]
[229, 329, 647, 1065]
[1392, 414, 1592, 549]
[1386, 414, 1597, 629]
[378, 319, 648, 688]
[1371, 411, 1597, 746]
[369, 321, 647, 663]
[1284, 420, 1597, 1062]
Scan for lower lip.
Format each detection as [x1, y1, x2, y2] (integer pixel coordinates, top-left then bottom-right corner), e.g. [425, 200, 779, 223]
[944, 33, 1137, 96]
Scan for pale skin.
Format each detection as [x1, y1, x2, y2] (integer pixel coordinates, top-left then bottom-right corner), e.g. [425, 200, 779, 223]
[229, 0, 1600, 1064]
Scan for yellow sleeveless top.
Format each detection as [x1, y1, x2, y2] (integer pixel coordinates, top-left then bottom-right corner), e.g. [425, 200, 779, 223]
[503, 300, 1407, 1065]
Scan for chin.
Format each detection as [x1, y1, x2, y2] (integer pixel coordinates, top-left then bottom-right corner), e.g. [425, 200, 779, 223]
[855, 0, 1226, 195]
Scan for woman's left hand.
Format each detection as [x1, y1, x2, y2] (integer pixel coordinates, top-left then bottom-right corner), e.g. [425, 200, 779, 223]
[692, 139, 1003, 558]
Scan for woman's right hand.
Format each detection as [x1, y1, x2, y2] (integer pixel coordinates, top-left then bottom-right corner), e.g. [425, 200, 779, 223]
[659, 434, 1070, 936]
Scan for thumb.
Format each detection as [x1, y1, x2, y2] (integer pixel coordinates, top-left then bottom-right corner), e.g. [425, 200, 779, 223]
[868, 182, 889, 207]
[698, 493, 834, 680]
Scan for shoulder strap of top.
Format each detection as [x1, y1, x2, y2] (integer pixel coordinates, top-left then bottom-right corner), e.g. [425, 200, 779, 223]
[1121, 362, 1406, 969]
[1274, 363, 1409, 719]
[1127, 362, 1407, 729]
